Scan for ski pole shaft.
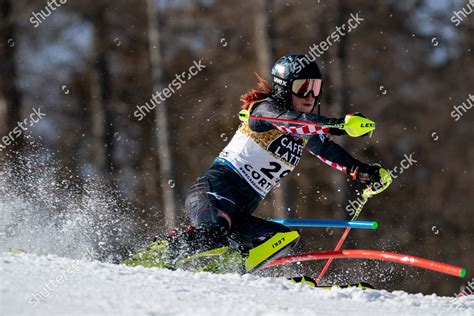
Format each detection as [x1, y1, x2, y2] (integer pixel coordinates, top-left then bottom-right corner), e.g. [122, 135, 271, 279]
[238, 110, 376, 137]
[315, 189, 372, 284]
[238, 109, 341, 128]
[246, 114, 340, 128]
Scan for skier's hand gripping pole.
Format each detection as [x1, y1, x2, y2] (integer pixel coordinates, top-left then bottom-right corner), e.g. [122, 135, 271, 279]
[341, 113, 376, 137]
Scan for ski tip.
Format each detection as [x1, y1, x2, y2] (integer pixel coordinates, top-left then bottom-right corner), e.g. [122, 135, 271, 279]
[460, 268, 466, 278]
[372, 222, 379, 230]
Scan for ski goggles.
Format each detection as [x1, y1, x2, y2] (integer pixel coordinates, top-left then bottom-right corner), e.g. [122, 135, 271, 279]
[291, 79, 322, 98]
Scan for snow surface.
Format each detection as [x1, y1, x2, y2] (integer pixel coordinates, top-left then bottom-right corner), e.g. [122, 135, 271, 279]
[1, 252, 472, 316]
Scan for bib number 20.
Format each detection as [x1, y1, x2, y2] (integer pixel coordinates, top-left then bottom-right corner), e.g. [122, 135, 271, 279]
[260, 162, 290, 180]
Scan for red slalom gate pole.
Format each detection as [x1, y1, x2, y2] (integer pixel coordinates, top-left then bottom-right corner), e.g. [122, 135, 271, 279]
[263, 249, 466, 278]
[316, 227, 352, 283]
[315, 189, 373, 284]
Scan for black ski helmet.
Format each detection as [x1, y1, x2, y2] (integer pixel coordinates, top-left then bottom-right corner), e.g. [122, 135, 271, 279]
[271, 54, 323, 113]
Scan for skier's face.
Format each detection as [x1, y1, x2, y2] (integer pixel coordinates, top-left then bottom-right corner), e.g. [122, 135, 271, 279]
[291, 94, 315, 113]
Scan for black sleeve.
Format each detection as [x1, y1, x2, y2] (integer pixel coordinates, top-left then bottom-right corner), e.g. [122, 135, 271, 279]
[306, 134, 361, 178]
[249, 100, 345, 133]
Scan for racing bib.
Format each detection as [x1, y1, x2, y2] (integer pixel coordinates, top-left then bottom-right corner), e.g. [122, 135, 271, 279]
[218, 123, 306, 197]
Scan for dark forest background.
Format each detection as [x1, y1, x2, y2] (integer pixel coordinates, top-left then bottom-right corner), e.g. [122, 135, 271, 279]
[0, 0, 473, 296]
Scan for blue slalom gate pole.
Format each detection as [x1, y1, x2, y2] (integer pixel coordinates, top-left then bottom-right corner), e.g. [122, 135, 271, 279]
[270, 219, 378, 230]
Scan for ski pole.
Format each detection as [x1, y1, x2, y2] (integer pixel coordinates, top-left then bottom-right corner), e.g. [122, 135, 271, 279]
[238, 109, 376, 137]
[315, 188, 372, 284]
[315, 169, 392, 284]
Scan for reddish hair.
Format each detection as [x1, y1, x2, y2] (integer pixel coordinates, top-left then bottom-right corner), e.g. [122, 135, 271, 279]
[240, 73, 272, 110]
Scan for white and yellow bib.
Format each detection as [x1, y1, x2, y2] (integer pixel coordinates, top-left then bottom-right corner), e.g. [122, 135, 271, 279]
[218, 119, 307, 197]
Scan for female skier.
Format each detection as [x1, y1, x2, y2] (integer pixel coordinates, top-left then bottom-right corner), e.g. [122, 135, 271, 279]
[127, 54, 391, 272]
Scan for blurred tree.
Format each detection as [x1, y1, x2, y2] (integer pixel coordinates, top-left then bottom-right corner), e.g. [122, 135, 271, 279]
[146, 0, 176, 228]
[0, 0, 22, 154]
[88, 5, 117, 182]
[326, 0, 351, 212]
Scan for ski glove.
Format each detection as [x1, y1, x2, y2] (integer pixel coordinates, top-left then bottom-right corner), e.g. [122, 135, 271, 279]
[329, 113, 375, 137]
[356, 164, 381, 183]
[353, 113, 371, 138]
[353, 112, 366, 118]
[355, 163, 392, 194]
[328, 117, 347, 135]
[342, 112, 375, 137]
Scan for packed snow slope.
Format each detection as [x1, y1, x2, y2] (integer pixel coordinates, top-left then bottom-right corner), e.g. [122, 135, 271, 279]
[1, 252, 472, 316]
